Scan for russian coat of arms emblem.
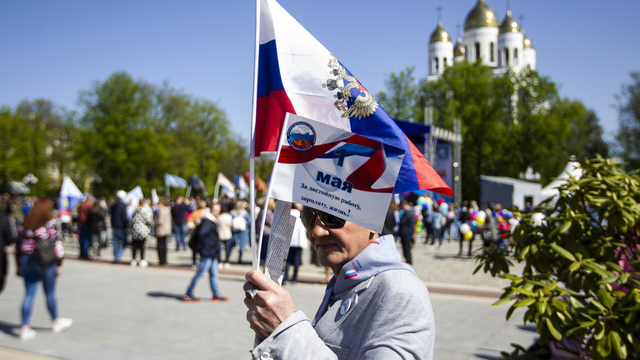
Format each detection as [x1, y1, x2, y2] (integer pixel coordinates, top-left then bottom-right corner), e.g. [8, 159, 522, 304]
[322, 56, 379, 120]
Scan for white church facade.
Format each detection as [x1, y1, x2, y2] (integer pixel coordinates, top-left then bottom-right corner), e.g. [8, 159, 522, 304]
[427, 0, 536, 82]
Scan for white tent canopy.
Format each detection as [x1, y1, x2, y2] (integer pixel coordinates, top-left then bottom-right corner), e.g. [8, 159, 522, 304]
[540, 161, 582, 201]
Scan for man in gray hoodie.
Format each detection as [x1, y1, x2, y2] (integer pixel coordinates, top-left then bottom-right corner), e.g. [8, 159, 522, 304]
[244, 208, 435, 359]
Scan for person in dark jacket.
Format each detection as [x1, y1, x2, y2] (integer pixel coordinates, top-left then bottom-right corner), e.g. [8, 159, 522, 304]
[0, 199, 15, 294]
[183, 203, 228, 302]
[457, 201, 472, 256]
[381, 202, 398, 237]
[110, 191, 129, 263]
[77, 196, 94, 259]
[88, 200, 106, 260]
[398, 200, 416, 265]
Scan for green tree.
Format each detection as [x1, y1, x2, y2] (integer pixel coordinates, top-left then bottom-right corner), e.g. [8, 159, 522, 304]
[375, 66, 419, 121]
[476, 157, 640, 359]
[615, 72, 640, 169]
[76, 72, 168, 196]
[419, 62, 609, 201]
[0, 100, 79, 196]
[559, 101, 609, 162]
[153, 86, 242, 194]
[420, 61, 510, 200]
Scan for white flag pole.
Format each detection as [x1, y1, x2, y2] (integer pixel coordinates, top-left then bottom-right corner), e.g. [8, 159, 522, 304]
[254, 113, 290, 271]
[213, 178, 220, 202]
[249, 0, 261, 270]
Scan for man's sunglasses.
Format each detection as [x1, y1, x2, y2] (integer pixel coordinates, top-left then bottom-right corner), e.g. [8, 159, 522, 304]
[300, 210, 346, 231]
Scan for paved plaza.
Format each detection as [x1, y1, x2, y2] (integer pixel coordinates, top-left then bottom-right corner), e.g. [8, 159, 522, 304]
[0, 238, 537, 359]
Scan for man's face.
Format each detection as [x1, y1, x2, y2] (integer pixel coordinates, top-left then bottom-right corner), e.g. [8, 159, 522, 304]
[211, 204, 221, 216]
[307, 215, 374, 274]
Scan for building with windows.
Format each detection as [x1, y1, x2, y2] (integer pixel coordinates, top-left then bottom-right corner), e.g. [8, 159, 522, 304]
[426, 0, 536, 81]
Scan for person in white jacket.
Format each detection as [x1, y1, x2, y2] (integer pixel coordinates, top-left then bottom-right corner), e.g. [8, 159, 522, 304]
[283, 204, 308, 284]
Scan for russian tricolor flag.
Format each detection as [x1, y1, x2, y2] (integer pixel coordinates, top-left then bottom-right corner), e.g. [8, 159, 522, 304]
[254, 0, 451, 196]
[344, 270, 359, 280]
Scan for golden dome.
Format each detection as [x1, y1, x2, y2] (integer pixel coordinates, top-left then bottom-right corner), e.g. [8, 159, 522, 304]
[464, 0, 499, 31]
[454, 39, 465, 57]
[523, 35, 534, 49]
[499, 11, 519, 34]
[429, 22, 451, 44]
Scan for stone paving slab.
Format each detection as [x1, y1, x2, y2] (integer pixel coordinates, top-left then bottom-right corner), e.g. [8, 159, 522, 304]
[60, 234, 519, 293]
[0, 252, 536, 359]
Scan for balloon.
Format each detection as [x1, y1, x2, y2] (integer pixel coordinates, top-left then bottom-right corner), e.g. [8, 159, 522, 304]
[476, 211, 487, 221]
[464, 231, 474, 241]
[425, 197, 433, 206]
[476, 217, 485, 226]
[417, 196, 427, 205]
[469, 213, 477, 221]
[459, 223, 471, 234]
[499, 209, 507, 217]
[437, 198, 445, 205]
[439, 203, 449, 215]
[470, 220, 478, 228]
[531, 212, 545, 226]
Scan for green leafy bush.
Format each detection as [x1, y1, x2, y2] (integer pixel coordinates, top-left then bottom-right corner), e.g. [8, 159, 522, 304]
[475, 157, 640, 359]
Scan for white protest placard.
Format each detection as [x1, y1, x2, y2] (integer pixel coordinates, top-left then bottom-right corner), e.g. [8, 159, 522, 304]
[269, 114, 404, 233]
[263, 200, 296, 284]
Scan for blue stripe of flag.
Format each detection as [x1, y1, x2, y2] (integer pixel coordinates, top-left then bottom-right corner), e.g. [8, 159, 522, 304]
[257, 40, 286, 97]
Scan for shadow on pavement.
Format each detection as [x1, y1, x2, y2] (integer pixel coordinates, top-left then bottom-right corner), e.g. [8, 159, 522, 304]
[433, 253, 475, 260]
[0, 320, 17, 336]
[0, 320, 47, 337]
[146, 291, 184, 301]
[474, 353, 503, 360]
[517, 324, 538, 332]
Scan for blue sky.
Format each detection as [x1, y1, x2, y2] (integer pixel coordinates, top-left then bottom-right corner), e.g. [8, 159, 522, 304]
[2, 0, 638, 145]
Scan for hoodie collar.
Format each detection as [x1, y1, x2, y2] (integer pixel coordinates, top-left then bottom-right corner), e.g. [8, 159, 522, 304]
[312, 234, 414, 325]
[333, 234, 414, 294]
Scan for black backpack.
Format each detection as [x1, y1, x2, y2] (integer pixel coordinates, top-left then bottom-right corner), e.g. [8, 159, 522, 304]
[188, 223, 202, 251]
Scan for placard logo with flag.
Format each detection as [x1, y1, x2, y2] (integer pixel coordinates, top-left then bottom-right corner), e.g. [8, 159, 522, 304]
[270, 114, 404, 233]
[254, 0, 451, 196]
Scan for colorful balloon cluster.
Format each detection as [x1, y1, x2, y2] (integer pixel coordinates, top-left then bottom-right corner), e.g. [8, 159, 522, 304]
[459, 210, 491, 241]
[459, 223, 473, 240]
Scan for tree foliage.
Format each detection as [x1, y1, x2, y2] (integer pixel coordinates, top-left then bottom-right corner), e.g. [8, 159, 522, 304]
[475, 157, 640, 359]
[616, 72, 640, 170]
[375, 66, 419, 121]
[0, 100, 80, 196]
[74, 71, 248, 197]
[0, 71, 249, 198]
[76, 72, 168, 196]
[413, 61, 609, 200]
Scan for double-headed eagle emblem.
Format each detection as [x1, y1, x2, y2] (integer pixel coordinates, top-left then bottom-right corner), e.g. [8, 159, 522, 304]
[322, 56, 378, 119]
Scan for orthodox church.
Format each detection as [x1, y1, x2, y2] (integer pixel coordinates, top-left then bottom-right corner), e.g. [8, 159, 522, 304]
[426, 0, 536, 82]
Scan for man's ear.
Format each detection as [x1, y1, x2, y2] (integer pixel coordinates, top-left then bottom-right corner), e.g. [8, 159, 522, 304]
[369, 232, 379, 241]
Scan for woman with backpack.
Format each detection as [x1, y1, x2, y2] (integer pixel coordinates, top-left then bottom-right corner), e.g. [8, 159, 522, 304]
[15, 198, 72, 341]
[183, 203, 228, 302]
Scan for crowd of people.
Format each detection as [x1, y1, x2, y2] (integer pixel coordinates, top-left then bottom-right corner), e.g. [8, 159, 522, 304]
[1, 189, 527, 351]
[0, 191, 328, 319]
[382, 195, 526, 265]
